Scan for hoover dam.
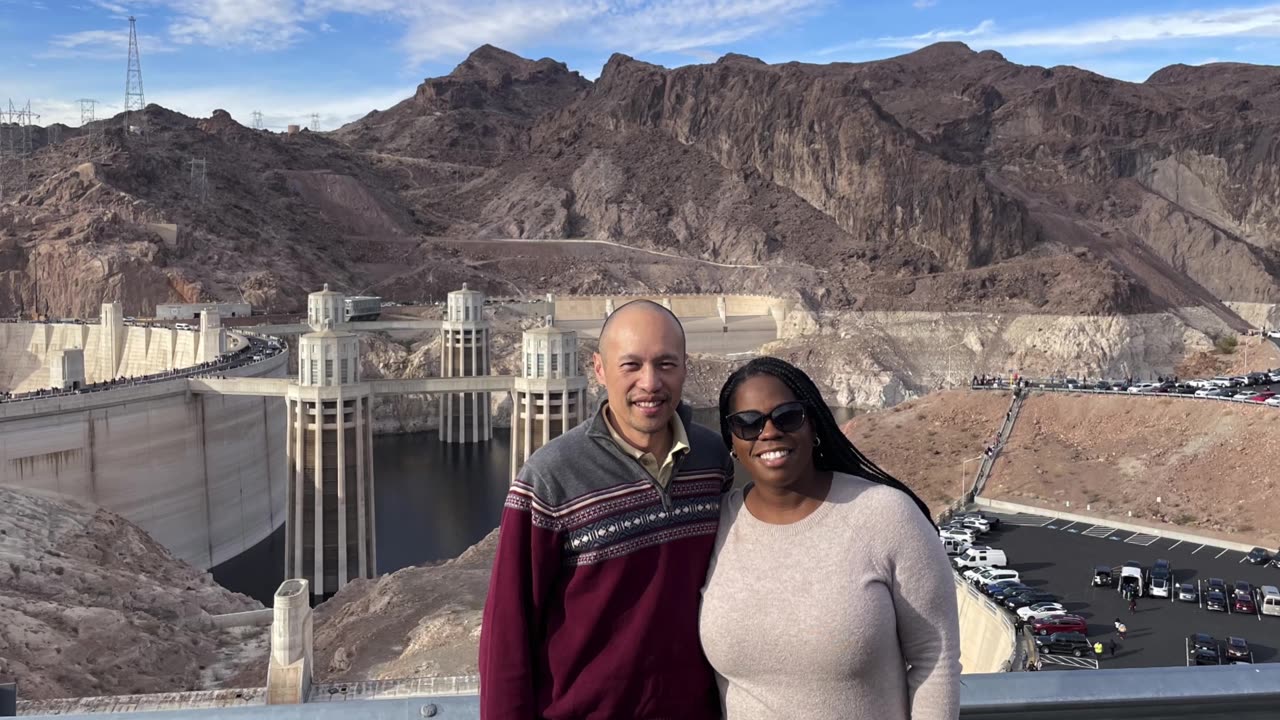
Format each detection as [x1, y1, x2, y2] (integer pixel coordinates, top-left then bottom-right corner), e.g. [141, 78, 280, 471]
[0, 308, 288, 570]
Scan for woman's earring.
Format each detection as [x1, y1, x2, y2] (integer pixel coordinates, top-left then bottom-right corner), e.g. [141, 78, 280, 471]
[813, 435, 822, 447]
[729, 450, 738, 459]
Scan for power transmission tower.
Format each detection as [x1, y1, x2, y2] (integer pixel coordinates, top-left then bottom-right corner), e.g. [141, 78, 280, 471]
[0, 99, 36, 200]
[124, 15, 146, 137]
[79, 98, 97, 126]
[188, 157, 208, 204]
[251, 110, 263, 130]
[309, 113, 320, 131]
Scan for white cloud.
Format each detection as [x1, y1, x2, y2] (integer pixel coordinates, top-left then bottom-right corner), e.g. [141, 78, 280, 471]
[71, 0, 821, 62]
[42, 28, 176, 59]
[821, 3, 1280, 54]
[912, 0, 938, 8]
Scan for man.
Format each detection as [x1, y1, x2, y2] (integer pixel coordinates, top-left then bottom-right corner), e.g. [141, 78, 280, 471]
[479, 300, 733, 720]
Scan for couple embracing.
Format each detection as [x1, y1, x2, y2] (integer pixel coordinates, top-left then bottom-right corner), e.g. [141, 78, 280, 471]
[479, 300, 961, 720]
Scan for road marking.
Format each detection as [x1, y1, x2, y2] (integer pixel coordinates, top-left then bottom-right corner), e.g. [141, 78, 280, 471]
[1083, 525, 1118, 538]
[1038, 654, 1100, 669]
[1126, 533, 1160, 546]
[1198, 579, 1203, 610]
[1216, 548, 1231, 559]
[1169, 540, 1183, 550]
[1060, 521, 1078, 532]
[1192, 544, 1206, 554]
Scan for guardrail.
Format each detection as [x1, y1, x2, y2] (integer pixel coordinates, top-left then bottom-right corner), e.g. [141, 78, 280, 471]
[972, 382, 1280, 408]
[954, 571, 1019, 674]
[17, 665, 1280, 719]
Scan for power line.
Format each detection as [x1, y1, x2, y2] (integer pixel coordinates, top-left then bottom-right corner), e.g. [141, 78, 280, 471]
[124, 15, 146, 138]
[309, 113, 320, 132]
[251, 110, 263, 130]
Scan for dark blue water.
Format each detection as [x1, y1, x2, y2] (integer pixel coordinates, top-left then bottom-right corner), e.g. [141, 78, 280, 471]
[213, 406, 855, 604]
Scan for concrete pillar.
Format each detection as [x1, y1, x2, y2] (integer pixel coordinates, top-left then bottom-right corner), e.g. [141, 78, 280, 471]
[717, 296, 728, 325]
[292, 398, 304, 583]
[523, 390, 534, 465]
[266, 579, 313, 705]
[312, 393, 323, 596]
[356, 394, 367, 579]
[605, 297, 616, 318]
[99, 301, 124, 379]
[284, 398, 294, 579]
[365, 395, 377, 573]
[50, 348, 85, 390]
[336, 388, 347, 587]
[198, 309, 225, 363]
[542, 391, 551, 448]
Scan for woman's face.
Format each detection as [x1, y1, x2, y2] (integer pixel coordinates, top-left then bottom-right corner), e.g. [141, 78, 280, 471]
[727, 374, 817, 490]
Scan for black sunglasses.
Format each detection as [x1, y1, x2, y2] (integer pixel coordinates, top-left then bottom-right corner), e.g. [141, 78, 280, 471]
[726, 401, 807, 441]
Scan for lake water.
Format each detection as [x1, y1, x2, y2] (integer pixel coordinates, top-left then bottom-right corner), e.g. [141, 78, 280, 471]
[213, 406, 855, 604]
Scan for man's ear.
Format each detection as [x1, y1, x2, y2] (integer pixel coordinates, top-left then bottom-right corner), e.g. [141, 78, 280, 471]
[593, 352, 606, 385]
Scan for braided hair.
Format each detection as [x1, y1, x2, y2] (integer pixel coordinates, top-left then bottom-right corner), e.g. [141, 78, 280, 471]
[718, 356, 936, 529]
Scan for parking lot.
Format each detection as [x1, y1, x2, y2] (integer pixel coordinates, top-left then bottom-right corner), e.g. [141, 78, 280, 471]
[973, 511, 1280, 671]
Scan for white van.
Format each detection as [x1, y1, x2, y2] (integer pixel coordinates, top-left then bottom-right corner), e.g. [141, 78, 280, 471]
[941, 537, 971, 557]
[967, 567, 1019, 586]
[1261, 586, 1280, 617]
[952, 547, 1007, 569]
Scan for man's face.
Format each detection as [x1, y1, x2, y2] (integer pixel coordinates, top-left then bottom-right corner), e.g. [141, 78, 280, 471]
[593, 307, 687, 438]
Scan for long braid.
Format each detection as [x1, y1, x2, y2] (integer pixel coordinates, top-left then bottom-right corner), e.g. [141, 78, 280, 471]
[719, 356, 937, 530]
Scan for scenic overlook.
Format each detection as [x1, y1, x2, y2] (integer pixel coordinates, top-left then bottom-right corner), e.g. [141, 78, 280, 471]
[3, 1, 1280, 718]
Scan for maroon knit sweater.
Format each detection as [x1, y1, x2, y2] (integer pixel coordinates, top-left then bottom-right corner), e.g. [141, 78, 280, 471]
[479, 403, 732, 720]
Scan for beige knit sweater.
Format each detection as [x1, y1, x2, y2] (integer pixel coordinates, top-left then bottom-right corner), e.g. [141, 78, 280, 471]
[699, 472, 962, 720]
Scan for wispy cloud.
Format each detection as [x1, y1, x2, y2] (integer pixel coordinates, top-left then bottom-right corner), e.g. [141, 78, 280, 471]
[821, 3, 1280, 54]
[41, 28, 176, 59]
[912, 0, 937, 9]
[62, 0, 823, 63]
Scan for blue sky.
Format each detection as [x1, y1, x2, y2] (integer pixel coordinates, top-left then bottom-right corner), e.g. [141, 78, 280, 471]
[3, 1, 1280, 129]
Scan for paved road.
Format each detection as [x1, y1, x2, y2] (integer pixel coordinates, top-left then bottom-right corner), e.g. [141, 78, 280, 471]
[977, 512, 1280, 671]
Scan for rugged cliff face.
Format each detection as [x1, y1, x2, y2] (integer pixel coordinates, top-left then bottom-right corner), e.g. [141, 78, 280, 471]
[5, 44, 1280, 321]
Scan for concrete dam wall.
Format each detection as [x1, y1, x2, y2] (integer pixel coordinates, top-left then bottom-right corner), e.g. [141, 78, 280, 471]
[954, 573, 1016, 674]
[0, 353, 289, 570]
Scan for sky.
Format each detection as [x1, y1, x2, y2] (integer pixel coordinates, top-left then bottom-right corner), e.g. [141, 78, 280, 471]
[3, 0, 1280, 129]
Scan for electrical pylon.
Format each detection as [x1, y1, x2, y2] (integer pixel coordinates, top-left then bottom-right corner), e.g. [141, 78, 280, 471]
[124, 16, 146, 137]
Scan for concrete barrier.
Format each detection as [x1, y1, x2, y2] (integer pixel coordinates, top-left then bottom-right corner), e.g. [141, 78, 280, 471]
[954, 573, 1017, 674]
[210, 608, 274, 628]
[973, 497, 1262, 553]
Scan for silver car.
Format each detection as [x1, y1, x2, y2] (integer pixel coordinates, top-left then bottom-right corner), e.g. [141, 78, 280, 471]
[1177, 583, 1198, 602]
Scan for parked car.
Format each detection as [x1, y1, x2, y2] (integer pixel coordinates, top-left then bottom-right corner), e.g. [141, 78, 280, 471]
[1017, 602, 1067, 622]
[1188, 633, 1222, 666]
[1035, 631, 1092, 657]
[1092, 565, 1113, 587]
[986, 580, 1028, 598]
[960, 511, 1001, 530]
[1249, 392, 1276, 402]
[1225, 637, 1252, 663]
[1248, 548, 1272, 565]
[1150, 575, 1171, 598]
[991, 583, 1034, 602]
[1152, 559, 1171, 574]
[1265, 396, 1280, 407]
[1206, 590, 1228, 612]
[953, 546, 1007, 570]
[959, 516, 991, 533]
[1007, 591, 1058, 612]
[1234, 580, 1254, 598]
[1234, 593, 1257, 615]
[1031, 615, 1087, 636]
[1177, 583, 1198, 602]
[1208, 578, 1227, 595]
[966, 567, 1018, 586]
[940, 528, 977, 543]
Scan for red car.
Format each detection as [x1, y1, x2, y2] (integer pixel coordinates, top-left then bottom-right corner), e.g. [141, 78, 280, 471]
[1248, 392, 1275, 402]
[1234, 594, 1258, 614]
[1031, 615, 1088, 636]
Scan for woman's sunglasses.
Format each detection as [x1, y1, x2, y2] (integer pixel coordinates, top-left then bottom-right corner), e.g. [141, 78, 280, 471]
[726, 401, 807, 441]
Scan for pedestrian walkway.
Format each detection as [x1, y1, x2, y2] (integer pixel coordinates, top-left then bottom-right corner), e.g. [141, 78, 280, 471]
[1038, 654, 1100, 670]
[973, 391, 1025, 497]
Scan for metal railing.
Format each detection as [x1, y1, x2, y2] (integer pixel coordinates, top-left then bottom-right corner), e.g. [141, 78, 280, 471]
[16, 665, 1280, 719]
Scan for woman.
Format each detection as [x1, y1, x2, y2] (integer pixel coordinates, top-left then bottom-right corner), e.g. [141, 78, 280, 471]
[699, 357, 961, 720]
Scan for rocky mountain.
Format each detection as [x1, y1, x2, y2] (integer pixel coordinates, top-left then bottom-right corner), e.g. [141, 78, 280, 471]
[3, 44, 1280, 321]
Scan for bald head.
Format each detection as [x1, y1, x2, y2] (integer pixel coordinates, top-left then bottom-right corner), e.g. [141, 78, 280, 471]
[598, 300, 686, 359]
[593, 300, 688, 448]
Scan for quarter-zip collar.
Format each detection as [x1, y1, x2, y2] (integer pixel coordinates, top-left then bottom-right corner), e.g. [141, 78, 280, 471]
[588, 398, 694, 510]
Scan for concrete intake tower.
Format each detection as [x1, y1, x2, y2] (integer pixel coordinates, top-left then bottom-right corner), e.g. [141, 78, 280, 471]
[284, 289, 377, 599]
